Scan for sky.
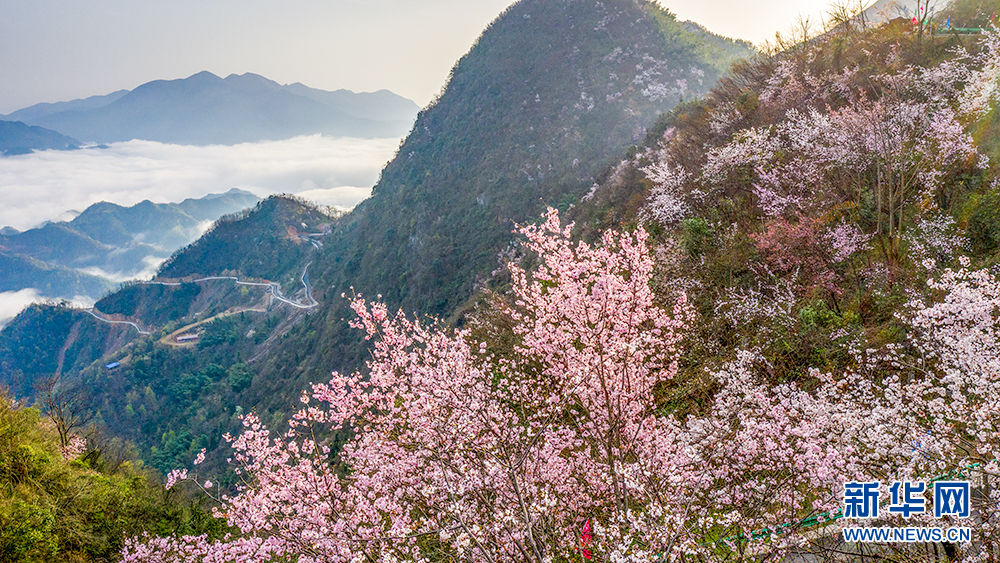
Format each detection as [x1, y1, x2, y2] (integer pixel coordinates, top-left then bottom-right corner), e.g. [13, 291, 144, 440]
[0, 0, 851, 115]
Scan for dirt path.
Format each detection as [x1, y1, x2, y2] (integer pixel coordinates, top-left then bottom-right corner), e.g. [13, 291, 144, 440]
[54, 320, 82, 377]
[159, 305, 269, 348]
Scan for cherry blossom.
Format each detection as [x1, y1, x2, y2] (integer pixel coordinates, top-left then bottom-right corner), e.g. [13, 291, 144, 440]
[122, 211, 890, 562]
[58, 434, 86, 460]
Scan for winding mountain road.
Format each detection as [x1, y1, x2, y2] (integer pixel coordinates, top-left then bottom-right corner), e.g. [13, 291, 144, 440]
[84, 261, 318, 335]
[85, 310, 154, 335]
[145, 261, 317, 309]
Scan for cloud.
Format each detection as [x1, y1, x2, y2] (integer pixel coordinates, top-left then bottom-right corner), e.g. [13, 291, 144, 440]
[296, 186, 376, 209]
[0, 288, 42, 329]
[0, 135, 402, 231]
[0, 289, 98, 329]
[78, 258, 163, 283]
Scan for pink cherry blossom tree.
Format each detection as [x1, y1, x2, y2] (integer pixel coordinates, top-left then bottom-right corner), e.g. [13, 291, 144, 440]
[120, 222, 1000, 563]
[123, 210, 691, 562]
[122, 211, 883, 562]
[645, 42, 987, 271]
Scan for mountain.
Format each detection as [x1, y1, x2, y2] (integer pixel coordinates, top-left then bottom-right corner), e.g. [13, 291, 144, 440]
[2, 90, 129, 123]
[0, 0, 753, 473]
[64, 189, 263, 251]
[6, 0, 1000, 556]
[0, 120, 80, 155]
[1, 188, 260, 278]
[1, 73, 420, 145]
[0, 253, 114, 299]
[0, 189, 261, 326]
[324, 0, 754, 320]
[283, 83, 422, 122]
[0, 195, 327, 402]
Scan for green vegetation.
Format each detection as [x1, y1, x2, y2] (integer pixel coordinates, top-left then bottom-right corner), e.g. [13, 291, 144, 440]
[644, 3, 754, 77]
[96, 283, 202, 325]
[87, 312, 279, 474]
[967, 187, 1000, 256]
[0, 306, 121, 399]
[158, 195, 329, 287]
[0, 395, 223, 562]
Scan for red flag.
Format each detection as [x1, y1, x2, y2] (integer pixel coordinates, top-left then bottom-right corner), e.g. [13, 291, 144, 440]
[581, 519, 593, 560]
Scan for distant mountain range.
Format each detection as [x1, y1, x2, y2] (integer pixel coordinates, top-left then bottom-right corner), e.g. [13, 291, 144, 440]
[0, 120, 80, 155]
[0, 188, 260, 310]
[1, 72, 420, 145]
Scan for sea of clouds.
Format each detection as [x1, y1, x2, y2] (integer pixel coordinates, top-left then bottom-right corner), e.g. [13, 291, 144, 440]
[0, 134, 402, 231]
[0, 134, 401, 326]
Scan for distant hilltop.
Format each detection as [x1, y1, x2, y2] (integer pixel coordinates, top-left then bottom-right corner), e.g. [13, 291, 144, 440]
[1, 72, 420, 146]
[0, 119, 80, 155]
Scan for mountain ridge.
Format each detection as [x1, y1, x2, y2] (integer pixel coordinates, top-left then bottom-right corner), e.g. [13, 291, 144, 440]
[2, 90, 130, 123]
[0, 119, 80, 155]
[2, 72, 421, 145]
[322, 0, 754, 320]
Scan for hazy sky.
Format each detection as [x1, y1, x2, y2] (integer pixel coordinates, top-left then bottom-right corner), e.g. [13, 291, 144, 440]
[0, 0, 847, 114]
